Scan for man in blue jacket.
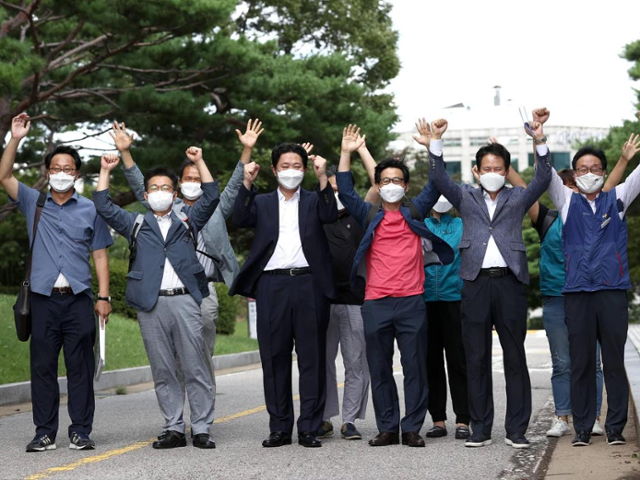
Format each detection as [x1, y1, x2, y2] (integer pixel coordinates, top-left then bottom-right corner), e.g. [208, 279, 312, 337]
[93, 149, 220, 450]
[337, 124, 453, 448]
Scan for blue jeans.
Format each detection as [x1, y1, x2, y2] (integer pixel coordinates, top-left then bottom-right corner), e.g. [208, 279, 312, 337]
[542, 296, 603, 417]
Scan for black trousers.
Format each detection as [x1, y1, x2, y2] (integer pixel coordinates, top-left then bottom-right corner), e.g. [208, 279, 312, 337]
[426, 301, 470, 425]
[255, 272, 329, 434]
[30, 291, 96, 440]
[461, 273, 531, 436]
[565, 290, 629, 433]
[361, 294, 428, 433]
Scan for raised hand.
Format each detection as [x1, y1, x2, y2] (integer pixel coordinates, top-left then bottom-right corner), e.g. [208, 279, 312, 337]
[310, 155, 327, 178]
[101, 153, 120, 171]
[413, 118, 432, 147]
[471, 165, 481, 183]
[185, 146, 203, 163]
[621, 133, 640, 161]
[525, 120, 544, 140]
[235, 119, 264, 150]
[488, 136, 499, 144]
[244, 161, 260, 184]
[341, 124, 366, 153]
[301, 142, 314, 155]
[431, 119, 448, 140]
[109, 122, 135, 151]
[532, 108, 550, 124]
[11, 113, 31, 140]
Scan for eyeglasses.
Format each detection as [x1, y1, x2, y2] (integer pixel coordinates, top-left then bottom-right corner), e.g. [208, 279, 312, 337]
[576, 166, 604, 175]
[147, 184, 174, 193]
[49, 167, 76, 175]
[380, 177, 405, 185]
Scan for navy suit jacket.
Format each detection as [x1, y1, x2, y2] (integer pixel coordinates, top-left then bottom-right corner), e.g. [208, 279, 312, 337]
[229, 183, 338, 299]
[93, 181, 220, 312]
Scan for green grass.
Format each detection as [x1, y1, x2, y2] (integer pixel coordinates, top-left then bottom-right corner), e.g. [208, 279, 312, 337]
[0, 294, 258, 385]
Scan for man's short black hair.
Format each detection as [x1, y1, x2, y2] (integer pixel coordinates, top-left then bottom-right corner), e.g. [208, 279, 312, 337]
[178, 159, 197, 180]
[475, 143, 511, 170]
[271, 143, 308, 169]
[44, 145, 82, 171]
[374, 158, 410, 184]
[144, 167, 179, 191]
[572, 146, 608, 171]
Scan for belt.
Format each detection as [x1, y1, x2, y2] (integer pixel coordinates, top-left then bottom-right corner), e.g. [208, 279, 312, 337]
[479, 267, 512, 278]
[158, 287, 188, 296]
[51, 287, 73, 295]
[267, 267, 312, 277]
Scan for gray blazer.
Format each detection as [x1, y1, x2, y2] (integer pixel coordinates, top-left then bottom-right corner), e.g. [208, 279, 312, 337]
[122, 162, 244, 287]
[429, 150, 552, 285]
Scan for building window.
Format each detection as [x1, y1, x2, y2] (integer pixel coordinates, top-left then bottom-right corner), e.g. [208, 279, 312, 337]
[446, 138, 462, 147]
[528, 151, 571, 169]
[446, 161, 461, 175]
[470, 137, 488, 146]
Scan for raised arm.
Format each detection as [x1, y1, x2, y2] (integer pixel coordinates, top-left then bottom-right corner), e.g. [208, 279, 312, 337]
[184, 147, 219, 230]
[337, 124, 370, 225]
[309, 154, 338, 224]
[233, 162, 260, 228]
[417, 118, 463, 210]
[355, 141, 380, 204]
[94, 154, 136, 238]
[111, 121, 148, 206]
[506, 166, 540, 223]
[520, 119, 552, 210]
[0, 114, 30, 200]
[604, 133, 640, 191]
[613, 132, 640, 213]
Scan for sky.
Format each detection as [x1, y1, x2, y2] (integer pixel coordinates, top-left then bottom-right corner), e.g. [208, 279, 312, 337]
[387, 0, 640, 133]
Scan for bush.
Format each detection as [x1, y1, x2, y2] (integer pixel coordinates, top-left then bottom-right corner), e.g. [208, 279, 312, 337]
[216, 283, 239, 335]
[91, 256, 138, 320]
[528, 316, 544, 330]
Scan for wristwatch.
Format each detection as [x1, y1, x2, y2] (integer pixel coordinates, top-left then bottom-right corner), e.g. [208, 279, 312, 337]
[534, 136, 548, 145]
[97, 296, 111, 303]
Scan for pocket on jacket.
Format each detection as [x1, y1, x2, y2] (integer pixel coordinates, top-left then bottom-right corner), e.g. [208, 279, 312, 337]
[510, 242, 526, 252]
[458, 239, 471, 249]
[127, 270, 143, 280]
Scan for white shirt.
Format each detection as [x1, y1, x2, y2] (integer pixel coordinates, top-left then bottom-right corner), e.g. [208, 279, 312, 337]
[481, 190, 508, 268]
[156, 214, 185, 290]
[544, 143, 640, 222]
[264, 188, 310, 270]
[196, 230, 215, 279]
[430, 139, 507, 268]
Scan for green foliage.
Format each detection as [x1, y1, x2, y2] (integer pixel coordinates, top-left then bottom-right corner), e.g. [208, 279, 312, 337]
[91, 256, 138, 320]
[215, 282, 239, 336]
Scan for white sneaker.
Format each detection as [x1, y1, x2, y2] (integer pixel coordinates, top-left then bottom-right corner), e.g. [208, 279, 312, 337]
[546, 417, 571, 437]
[591, 419, 604, 436]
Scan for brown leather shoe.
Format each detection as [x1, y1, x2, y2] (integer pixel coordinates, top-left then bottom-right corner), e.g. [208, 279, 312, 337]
[402, 431, 426, 447]
[368, 432, 400, 446]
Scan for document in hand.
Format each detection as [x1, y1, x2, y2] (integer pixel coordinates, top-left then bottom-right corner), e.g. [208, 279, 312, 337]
[94, 316, 106, 381]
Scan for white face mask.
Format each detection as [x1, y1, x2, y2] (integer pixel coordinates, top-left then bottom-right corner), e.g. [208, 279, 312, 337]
[49, 172, 76, 193]
[180, 182, 203, 200]
[277, 169, 304, 190]
[147, 191, 175, 212]
[433, 195, 452, 213]
[480, 172, 506, 193]
[379, 184, 406, 204]
[334, 191, 345, 211]
[575, 172, 604, 194]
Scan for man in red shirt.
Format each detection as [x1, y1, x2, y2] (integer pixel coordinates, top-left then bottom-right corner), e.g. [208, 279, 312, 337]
[336, 125, 453, 447]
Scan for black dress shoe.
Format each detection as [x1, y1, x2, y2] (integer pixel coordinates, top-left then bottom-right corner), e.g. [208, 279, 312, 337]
[368, 432, 400, 446]
[402, 431, 426, 447]
[152, 430, 186, 449]
[298, 431, 322, 448]
[262, 431, 292, 448]
[455, 426, 471, 440]
[193, 433, 216, 449]
[426, 426, 447, 438]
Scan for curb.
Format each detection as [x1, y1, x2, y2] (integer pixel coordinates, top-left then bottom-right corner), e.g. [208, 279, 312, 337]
[625, 326, 640, 447]
[0, 350, 261, 407]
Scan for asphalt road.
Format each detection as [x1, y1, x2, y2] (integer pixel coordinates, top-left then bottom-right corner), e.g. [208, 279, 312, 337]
[0, 331, 555, 480]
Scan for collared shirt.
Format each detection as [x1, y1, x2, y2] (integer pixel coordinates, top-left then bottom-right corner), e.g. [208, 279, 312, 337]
[196, 230, 215, 279]
[481, 189, 508, 268]
[155, 213, 186, 289]
[10, 182, 113, 296]
[545, 143, 640, 222]
[264, 187, 309, 270]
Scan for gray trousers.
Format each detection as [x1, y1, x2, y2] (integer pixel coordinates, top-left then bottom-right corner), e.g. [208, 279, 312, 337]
[200, 282, 219, 387]
[323, 304, 370, 424]
[138, 295, 215, 435]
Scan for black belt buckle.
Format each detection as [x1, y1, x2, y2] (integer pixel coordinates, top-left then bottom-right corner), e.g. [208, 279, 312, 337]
[487, 267, 506, 278]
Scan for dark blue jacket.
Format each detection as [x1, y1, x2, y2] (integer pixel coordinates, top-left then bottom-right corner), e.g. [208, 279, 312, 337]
[563, 188, 631, 293]
[229, 184, 338, 299]
[335, 172, 454, 290]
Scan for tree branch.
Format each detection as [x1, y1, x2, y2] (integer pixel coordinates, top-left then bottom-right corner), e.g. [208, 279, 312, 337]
[47, 18, 86, 61]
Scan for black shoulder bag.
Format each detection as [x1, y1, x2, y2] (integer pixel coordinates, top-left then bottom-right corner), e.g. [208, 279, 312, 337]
[14, 192, 46, 342]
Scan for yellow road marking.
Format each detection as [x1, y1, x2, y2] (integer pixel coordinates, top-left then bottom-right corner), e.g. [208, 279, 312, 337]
[24, 382, 345, 479]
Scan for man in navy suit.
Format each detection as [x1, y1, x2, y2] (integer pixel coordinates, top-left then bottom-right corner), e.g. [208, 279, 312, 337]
[230, 142, 338, 448]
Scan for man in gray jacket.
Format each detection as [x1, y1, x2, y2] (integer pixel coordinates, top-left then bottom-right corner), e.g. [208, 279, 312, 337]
[415, 117, 551, 449]
[111, 120, 262, 389]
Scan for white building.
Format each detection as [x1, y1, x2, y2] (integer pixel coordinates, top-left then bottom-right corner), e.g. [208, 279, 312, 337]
[395, 89, 610, 183]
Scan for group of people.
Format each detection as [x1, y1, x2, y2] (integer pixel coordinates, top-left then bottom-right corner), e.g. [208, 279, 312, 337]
[2, 107, 638, 453]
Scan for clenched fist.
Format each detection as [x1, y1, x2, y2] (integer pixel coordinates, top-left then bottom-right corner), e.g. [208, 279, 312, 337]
[186, 146, 203, 163]
[101, 154, 120, 171]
